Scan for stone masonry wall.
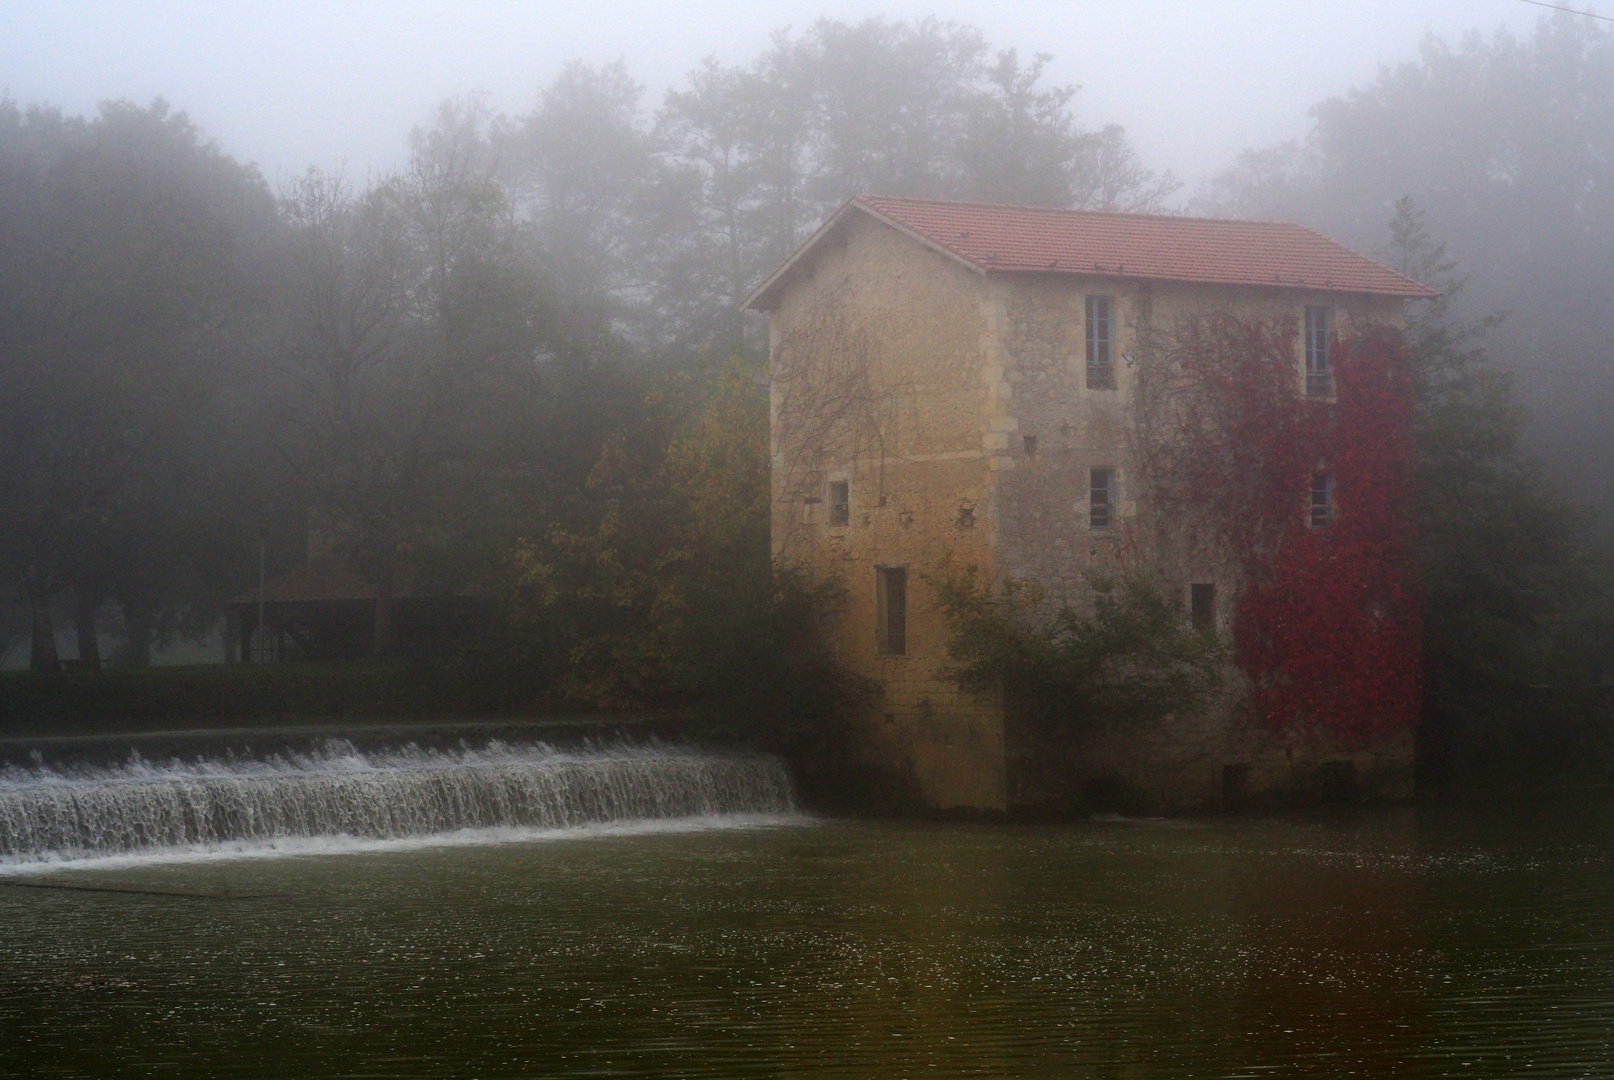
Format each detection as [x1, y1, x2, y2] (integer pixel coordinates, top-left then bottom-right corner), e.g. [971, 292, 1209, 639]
[989, 277, 1412, 811]
[768, 213, 1007, 810]
[767, 210, 1415, 813]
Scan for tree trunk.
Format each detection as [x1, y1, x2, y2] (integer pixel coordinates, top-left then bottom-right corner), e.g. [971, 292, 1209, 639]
[75, 590, 102, 669]
[28, 592, 59, 672]
[121, 596, 155, 667]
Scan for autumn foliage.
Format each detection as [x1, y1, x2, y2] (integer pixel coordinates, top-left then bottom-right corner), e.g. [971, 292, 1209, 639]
[1139, 318, 1420, 747]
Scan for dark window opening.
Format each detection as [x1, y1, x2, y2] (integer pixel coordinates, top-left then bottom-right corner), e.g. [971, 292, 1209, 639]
[1090, 468, 1114, 530]
[1223, 763, 1251, 809]
[1310, 471, 1334, 528]
[828, 480, 849, 526]
[1023, 434, 1037, 457]
[877, 567, 908, 656]
[1305, 306, 1333, 397]
[1086, 296, 1114, 389]
[1191, 583, 1216, 631]
[1318, 760, 1360, 805]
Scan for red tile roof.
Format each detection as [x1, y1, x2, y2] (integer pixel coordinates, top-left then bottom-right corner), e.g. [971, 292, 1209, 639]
[746, 196, 1437, 306]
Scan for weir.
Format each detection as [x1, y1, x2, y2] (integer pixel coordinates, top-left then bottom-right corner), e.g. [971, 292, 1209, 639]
[0, 738, 798, 868]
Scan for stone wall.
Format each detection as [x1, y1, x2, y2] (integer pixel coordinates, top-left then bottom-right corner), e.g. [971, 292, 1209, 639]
[766, 210, 1415, 813]
[767, 212, 1007, 810]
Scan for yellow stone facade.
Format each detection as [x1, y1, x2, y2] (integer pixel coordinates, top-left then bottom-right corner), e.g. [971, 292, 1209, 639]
[758, 209, 1415, 813]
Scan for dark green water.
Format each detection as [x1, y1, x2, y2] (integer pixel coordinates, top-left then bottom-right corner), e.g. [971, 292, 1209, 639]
[3, 806, 1613, 1078]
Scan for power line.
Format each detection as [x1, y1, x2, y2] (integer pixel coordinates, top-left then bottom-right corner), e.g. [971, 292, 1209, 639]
[1516, 0, 1614, 23]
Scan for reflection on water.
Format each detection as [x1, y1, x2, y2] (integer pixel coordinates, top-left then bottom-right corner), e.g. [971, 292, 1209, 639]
[3, 804, 1613, 1078]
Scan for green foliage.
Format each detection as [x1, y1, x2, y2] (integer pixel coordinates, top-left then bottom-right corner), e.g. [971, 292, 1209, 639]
[0, 97, 277, 665]
[0, 660, 561, 739]
[1386, 200, 1614, 784]
[935, 568, 1224, 732]
[496, 357, 866, 749]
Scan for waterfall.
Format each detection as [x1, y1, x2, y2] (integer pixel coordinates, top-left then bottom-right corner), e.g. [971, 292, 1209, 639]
[0, 739, 799, 869]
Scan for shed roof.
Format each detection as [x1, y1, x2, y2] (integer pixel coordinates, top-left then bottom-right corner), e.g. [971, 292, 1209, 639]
[744, 195, 1438, 309]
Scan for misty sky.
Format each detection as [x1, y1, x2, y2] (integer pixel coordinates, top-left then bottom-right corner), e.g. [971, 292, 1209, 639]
[0, 0, 1556, 197]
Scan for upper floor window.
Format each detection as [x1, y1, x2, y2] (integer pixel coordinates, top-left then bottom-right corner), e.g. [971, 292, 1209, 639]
[827, 480, 850, 526]
[1310, 471, 1334, 528]
[1190, 583, 1217, 631]
[1090, 468, 1115, 530]
[1086, 296, 1114, 389]
[876, 566, 908, 656]
[1305, 306, 1333, 397]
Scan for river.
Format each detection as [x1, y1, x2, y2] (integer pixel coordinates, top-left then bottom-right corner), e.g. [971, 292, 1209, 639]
[3, 788, 1612, 1077]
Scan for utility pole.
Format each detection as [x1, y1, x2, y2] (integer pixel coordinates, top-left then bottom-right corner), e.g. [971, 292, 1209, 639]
[257, 526, 267, 664]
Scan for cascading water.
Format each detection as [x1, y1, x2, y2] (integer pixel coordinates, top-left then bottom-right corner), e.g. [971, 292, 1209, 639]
[0, 739, 799, 870]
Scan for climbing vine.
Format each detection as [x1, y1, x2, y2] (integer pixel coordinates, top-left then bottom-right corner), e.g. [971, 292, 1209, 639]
[770, 287, 911, 546]
[1134, 317, 1420, 747]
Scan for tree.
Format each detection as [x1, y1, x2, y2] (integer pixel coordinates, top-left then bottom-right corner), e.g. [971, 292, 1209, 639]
[1384, 199, 1614, 782]
[510, 16, 1176, 353]
[0, 98, 276, 667]
[936, 569, 1224, 735]
[1201, 12, 1614, 507]
[502, 62, 652, 313]
[275, 102, 551, 653]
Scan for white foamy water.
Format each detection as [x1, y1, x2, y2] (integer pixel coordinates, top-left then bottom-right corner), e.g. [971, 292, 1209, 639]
[0, 740, 800, 872]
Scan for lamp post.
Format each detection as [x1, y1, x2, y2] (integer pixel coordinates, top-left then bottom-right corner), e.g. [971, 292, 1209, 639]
[256, 523, 267, 664]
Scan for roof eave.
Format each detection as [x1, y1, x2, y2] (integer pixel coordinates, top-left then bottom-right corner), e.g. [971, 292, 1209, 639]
[985, 265, 1442, 299]
[741, 197, 988, 311]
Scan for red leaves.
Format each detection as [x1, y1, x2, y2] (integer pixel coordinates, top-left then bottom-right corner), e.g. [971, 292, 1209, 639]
[1229, 326, 1420, 746]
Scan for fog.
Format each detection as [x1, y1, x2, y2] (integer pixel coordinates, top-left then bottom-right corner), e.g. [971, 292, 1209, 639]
[2, 0, 1545, 189]
[2, 0, 1611, 790]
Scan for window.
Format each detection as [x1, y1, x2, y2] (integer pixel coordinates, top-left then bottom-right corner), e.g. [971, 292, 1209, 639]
[1086, 296, 1114, 389]
[876, 567, 907, 656]
[1223, 763, 1251, 809]
[1090, 468, 1115, 530]
[827, 480, 849, 526]
[1305, 306, 1333, 397]
[1191, 583, 1216, 631]
[1310, 471, 1334, 528]
[1023, 434, 1038, 457]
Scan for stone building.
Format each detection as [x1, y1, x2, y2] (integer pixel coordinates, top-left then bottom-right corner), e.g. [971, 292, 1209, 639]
[746, 196, 1437, 814]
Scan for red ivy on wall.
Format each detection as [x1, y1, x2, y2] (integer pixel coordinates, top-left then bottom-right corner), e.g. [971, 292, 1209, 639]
[1231, 325, 1420, 747]
[1137, 318, 1419, 747]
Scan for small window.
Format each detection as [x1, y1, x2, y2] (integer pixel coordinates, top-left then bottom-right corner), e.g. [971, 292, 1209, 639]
[1090, 468, 1114, 530]
[827, 480, 849, 526]
[1023, 434, 1038, 457]
[1305, 306, 1333, 397]
[1086, 296, 1114, 389]
[1310, 472, 1334, 528]
[1191, 583, 1216, 631]
[876, 566, 908, 656]
[1223, 763, 1252, 809]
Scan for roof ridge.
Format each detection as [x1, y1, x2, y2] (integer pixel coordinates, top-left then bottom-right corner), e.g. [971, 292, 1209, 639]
[746, 195, 1440, 308]
[855, 193, 1311, 231]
